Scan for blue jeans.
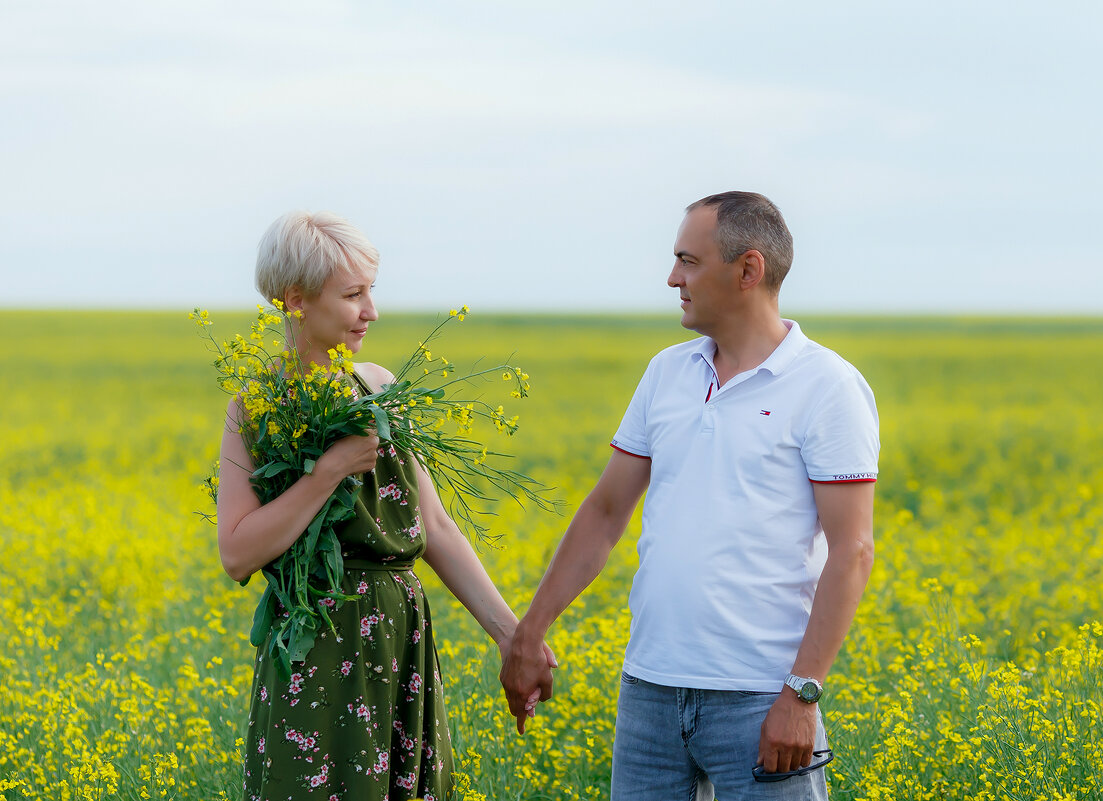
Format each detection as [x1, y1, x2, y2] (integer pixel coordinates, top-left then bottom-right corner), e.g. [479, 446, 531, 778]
[611, 672, 830, 801]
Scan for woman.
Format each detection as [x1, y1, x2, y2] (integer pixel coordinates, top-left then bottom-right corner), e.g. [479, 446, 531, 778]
[217, 210, 551, 800]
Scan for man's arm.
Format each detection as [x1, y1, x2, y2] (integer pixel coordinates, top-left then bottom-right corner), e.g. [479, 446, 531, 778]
[757, 480, 875, 773]
[499, 449, 651, 732]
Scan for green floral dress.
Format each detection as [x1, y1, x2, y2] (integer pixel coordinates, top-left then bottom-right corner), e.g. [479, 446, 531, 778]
[242, 375, 453, 801]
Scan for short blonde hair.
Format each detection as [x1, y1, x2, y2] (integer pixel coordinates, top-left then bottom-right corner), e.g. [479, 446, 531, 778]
[255, 210, 380, 303]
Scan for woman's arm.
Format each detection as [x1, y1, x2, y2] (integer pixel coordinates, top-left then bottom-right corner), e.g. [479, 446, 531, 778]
[216, 398, 380, 582]
[416, 462, 555, 728]
[416, 460, 521, 644]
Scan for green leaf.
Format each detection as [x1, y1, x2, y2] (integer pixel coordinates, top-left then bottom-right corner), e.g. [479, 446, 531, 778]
[287, 614, 318, 663]
[369, 404, 391, 440]
[333, 483, 355, 507]
[249, 583, 276, 647]
[303, 458, 316, 475]
[326, 546, 341, 577]
[272, 640, 292, 682]
[269, 579, 293, 613]
[306, 502, 328, 540]
[253, 461, 293, 479]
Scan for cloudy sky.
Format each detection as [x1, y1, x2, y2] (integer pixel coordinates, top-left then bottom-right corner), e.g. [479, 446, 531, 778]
[2, 0, 1100, 313]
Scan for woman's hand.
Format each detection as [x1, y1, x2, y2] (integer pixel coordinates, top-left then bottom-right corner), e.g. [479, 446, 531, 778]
[217, 404, 381, 582]
[317, 431, 380, 480]
[498, 628, 558, 734]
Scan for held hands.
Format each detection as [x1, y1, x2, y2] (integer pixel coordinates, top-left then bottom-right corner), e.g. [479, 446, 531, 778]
[498, 626, 559, 734]
[756, 690, 818, 774]
[319, 431, 380, 479]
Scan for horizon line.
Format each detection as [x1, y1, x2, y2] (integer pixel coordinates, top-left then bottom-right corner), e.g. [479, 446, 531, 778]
[3, 305, 1103, 320]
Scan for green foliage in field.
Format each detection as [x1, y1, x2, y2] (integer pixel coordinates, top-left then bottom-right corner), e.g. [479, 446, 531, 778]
[1, 311, 1101, 800]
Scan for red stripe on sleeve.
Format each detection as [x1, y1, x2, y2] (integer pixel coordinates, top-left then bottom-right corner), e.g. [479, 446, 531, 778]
[610, 444, 651, 460]
[808, 478, 877, 484]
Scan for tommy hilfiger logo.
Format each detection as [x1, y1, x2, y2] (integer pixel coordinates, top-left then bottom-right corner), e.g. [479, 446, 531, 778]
[760, 410, 772, 416]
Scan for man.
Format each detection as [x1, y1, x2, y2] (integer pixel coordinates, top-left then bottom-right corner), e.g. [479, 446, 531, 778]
[499, 191, 879, 799]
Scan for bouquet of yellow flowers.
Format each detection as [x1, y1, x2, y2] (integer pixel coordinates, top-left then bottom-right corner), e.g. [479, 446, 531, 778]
[191, 303, 555, 678]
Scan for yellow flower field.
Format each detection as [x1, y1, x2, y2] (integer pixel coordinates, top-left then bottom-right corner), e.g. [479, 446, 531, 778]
[1, 311, 1101, 800]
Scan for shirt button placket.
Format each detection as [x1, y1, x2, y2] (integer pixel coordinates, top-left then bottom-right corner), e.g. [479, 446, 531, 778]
[701, 403, 715, 434]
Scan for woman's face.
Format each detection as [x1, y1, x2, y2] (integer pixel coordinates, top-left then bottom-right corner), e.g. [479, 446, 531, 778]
[294, 264, 378, 357]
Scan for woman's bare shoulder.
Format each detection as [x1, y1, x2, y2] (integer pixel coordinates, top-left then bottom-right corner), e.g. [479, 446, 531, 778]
[352, 362, 396, 392]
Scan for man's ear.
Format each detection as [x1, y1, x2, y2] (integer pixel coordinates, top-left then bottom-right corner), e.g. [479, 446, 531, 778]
[738, 250, 767, 290]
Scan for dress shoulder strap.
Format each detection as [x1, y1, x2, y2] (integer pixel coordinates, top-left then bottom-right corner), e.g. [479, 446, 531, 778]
[349, 368, 373, 396]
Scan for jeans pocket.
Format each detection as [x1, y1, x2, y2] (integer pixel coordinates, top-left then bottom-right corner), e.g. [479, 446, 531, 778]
[620, 671, 639, 685]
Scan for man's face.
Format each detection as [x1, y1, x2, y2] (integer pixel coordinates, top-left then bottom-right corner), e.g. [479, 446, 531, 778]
[667, 205, 738, 334]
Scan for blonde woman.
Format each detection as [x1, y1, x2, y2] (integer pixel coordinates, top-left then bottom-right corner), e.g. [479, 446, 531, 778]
[217, 211, 553, 800]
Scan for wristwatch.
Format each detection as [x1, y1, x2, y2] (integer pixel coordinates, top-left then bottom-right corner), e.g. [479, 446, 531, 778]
[784, 673, 823, 703]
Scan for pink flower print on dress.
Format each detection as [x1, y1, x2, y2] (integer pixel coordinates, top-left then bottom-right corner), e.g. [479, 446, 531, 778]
[346, 698, 370, 722]
[401, 517, 422, 541]
[289, 673, 304, 695]
[307, 761, 330, 788]
[408, 672, 422, 694]
[340, 660, 354, 677]
[378, 482, 403, 502]
[395, 772, 416, 791]
[373, 749, 389, 775]
[317, 596, 336, 609]
[259, 686, 268, 702]
[284, 728, 321, 753]
[257, 737, 265, 754]
[356, 580, 369, 594]
[411, 628, 421, 644]
[391, 657, 399, 673]
[360, 610, 383, 638]
[391, 573, 417, 601]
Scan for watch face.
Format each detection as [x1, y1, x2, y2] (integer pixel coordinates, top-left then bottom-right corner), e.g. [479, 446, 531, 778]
[799, 682, 820, 701]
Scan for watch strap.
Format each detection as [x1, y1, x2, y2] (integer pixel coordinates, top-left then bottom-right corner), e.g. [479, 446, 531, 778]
[784, 673, 823, 702]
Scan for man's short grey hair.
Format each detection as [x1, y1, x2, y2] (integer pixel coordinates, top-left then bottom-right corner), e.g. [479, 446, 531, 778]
[255, 210, 380, 303]
[686, 192, 794, 292]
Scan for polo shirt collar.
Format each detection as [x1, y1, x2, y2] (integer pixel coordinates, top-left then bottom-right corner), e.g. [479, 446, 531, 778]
[760, 319, 808, 375]
[692, 319, 809, 378]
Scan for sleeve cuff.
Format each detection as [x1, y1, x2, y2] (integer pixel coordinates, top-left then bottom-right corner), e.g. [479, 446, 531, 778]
[808, 472, 877, 483]
[610, 442, 651, 459]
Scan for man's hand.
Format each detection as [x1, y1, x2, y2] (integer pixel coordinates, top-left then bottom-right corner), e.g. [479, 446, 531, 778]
[756, 691, 818, 774]
[498, 625, 558, 734]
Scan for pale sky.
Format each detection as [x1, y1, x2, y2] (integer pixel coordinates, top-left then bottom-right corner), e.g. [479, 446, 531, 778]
[2, 0, 1100, 313]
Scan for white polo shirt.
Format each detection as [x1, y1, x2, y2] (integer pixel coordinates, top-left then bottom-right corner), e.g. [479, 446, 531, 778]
[610, 320, 879, 691]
